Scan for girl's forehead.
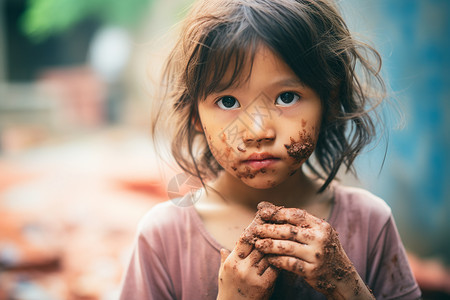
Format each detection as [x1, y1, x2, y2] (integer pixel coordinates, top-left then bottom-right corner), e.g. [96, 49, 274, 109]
[203, 44, 302, 95]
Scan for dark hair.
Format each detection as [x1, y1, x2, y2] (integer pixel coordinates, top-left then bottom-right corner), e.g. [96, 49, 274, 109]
[153, 0, 385, 192]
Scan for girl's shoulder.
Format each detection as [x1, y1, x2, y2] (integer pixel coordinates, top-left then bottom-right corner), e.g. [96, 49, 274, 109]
[329, 184, 393, 229]
[137, 200, 195, 238]
[333, 184, 391, 215]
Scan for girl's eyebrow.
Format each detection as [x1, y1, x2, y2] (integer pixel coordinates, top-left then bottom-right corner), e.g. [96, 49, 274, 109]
[210, 77, 306, 95]
[274, 77, 305, 88]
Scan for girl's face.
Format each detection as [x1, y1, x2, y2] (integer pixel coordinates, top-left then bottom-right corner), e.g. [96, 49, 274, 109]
[197, 46, 323, 189]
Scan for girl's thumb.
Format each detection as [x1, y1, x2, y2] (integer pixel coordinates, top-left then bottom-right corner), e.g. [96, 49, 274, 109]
[220, 248, 231, 264]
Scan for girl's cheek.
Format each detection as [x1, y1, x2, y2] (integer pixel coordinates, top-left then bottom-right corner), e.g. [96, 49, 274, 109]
[207, 133, 237, 169]
[284, 128, 316, 165]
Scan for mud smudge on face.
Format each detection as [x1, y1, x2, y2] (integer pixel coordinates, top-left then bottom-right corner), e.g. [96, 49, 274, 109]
[235, 166, 257, 179]
[284, 130, 315, 164]
[225, 146, 232, 157]
[233, 165, 270, 180]
[237, 145, 246, 152]
[266, 180, 277, 187]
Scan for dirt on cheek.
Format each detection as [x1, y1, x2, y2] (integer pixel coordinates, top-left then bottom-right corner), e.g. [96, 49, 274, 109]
[284, 130, 315, 164]
[301, 119, 307, 128]
[224, 145, 232, 157]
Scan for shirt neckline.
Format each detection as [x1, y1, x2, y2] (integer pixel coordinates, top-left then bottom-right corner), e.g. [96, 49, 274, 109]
[187, 184, 341, 252]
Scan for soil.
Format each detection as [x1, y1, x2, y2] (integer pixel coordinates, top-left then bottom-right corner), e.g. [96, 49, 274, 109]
[257, 201, 284, 222]
[284, 130, 314, 164]
[233, 165, 268, 179]
[314, 227, 357, 297]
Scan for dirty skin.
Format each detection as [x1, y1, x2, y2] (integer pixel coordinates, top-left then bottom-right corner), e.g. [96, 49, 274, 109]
[239, 202, 281, 245]
[253, 202, 363, 298]
[232, 165, 268, 179]
[284, 130, 315, 164]
[314, 228, 355, 297]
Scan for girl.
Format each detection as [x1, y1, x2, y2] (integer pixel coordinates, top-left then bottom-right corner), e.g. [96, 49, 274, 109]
[120, 0, 421, 299]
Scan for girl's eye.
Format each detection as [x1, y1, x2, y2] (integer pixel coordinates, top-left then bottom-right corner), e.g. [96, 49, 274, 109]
[216, 96, 240, 110]
[276, 92, 300, 107]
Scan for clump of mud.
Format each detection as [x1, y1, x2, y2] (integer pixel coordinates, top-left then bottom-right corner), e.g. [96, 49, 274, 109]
[284, 130, 314, 164]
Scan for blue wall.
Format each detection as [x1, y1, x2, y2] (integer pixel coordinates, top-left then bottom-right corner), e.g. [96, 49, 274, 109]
[341, 0, 450, 263]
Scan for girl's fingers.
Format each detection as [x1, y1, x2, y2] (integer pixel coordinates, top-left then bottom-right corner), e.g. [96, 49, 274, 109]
[253, 223, 315, 244]
[233, 240, 254, 260]
[258, 203, 312, 226]
[260, 265, 279, 283]
[246, 248, 264, 266]
[254, 239, 315, 263]
[233, 213, 265, 259]
[254, 257, 270, 276]
[220, 248, 231, 264]
[267, 255, 311, 276]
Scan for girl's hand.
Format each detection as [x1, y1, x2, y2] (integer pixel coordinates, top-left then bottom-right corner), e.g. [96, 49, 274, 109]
[217, 216, 279, 300]
[253, 202, 375, 299]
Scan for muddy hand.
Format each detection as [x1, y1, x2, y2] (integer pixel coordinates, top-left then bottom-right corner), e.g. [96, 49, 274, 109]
[217, 213, 278, 300]
[253, 202, 375, 299]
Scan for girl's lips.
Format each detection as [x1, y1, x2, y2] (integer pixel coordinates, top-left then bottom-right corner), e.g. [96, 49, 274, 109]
[244, 152, 277, 161]
[243, 158, 280, 170]
[242, 153, 280, 170]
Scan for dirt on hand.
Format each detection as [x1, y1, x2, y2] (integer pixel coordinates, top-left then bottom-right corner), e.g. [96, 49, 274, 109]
[254, 201, 364, 298]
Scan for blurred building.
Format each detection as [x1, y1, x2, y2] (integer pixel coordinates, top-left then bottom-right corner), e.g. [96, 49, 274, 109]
[340, 0, 450, 266]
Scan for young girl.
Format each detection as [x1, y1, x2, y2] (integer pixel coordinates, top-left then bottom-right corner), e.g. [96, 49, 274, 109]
[120, 0, 421, 299]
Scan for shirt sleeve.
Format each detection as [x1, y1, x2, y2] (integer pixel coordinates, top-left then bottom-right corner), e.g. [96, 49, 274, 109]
[119, 231, 175, 300]
[367, 215, 421, 299]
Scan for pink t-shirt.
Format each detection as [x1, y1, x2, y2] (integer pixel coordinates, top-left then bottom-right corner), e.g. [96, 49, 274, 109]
[119, 185, 421, 299]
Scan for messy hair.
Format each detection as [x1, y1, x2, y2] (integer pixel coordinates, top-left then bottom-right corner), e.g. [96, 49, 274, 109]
[153, 0, 386, 192]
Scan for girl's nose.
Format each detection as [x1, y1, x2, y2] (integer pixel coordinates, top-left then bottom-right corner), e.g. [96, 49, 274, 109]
[241, 121, 276, 145]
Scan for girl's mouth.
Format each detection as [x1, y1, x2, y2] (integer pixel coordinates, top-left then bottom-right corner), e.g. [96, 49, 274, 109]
[242, 153, 280, 170]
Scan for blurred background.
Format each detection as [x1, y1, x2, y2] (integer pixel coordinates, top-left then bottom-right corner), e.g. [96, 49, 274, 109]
[0, 0, 449, 299]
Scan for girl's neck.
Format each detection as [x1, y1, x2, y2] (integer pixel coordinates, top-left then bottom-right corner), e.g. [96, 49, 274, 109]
[206, 169, 328, 211]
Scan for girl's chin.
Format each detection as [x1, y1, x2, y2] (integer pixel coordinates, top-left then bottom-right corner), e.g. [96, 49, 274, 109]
[240, 177, 280, 190]
[236, 169, 301, 189]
